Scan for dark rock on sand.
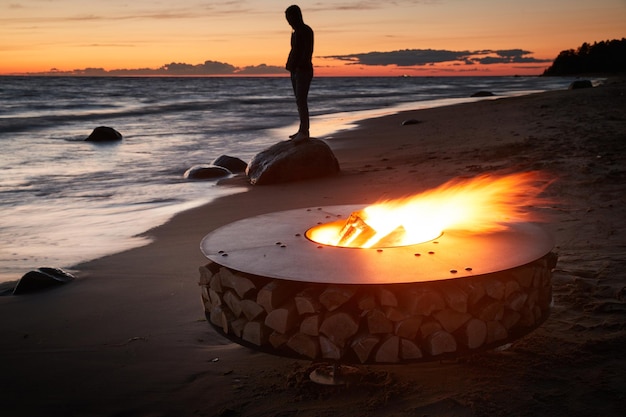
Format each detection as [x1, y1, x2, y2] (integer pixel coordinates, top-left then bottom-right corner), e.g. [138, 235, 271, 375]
[85, 126, 123, 142]
[184, 165, 232, 180]
[471, 91, 495, 97]
[13, 267, 75, 295]
[246, 138, 340, 185]
[569, 80, 593, 90]
[402, 119, 421, 126]
[212, 155, 248, 174]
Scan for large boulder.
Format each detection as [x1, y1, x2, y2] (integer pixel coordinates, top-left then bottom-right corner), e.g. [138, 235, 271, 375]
[184, 164, 232, 180]
[246, 138, 340, 185]
[212, 155, 248, 173]
[13, 267, 75, 295]
[85, 126, 122, 142]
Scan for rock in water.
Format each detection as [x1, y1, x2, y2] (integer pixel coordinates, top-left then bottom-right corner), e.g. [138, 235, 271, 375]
[184, 165, 232, 180]
[13, 267, 75, 295]
[85, 126, 123, 142]
[212, 155, 248, 173]
[471, 91, 495, 97]
[246, 138, 340, 185]
[568, 80, 593, 90]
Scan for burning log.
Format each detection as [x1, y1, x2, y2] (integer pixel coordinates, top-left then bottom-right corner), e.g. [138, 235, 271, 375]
[335, 210, 377, 247]
[335, 210, 408, 248]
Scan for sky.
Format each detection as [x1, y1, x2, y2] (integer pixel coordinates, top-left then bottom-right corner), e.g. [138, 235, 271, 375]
[1, 0, 624, 76]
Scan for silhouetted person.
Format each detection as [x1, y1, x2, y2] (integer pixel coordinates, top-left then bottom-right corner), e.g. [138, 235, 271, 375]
[285, 5, 314, 142]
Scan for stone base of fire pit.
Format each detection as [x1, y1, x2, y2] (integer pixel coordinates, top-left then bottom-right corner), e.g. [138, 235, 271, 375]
[199, 252, 556, 363]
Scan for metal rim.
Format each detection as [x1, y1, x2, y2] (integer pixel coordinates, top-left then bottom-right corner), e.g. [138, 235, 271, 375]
[200, 205, 554, 284]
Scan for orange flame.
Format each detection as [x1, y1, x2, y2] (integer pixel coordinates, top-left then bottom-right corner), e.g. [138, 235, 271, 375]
[308, 172, 553, 248]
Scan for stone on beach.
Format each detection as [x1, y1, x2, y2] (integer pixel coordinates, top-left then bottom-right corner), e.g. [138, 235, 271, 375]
[470, 91, 495, 97]
[568, 80, 593, 89]
[13, 267, 75, 295]
[85, 126, 123, 142]
[183, 164, 231, 180]
[246, 138, 340, 185]
[212, 155, 248, 174]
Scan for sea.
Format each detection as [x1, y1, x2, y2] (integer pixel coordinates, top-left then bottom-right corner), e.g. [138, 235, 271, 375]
[0, 75, 587, 283]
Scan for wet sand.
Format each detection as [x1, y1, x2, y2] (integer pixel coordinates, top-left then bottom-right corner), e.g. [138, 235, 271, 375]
[1, 78, 625, 417]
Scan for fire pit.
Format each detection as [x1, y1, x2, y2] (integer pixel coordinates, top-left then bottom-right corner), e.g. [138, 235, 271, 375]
[199, 173, 557, 363]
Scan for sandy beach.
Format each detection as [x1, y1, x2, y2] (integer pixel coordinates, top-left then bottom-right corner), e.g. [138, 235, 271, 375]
[1, 78, 625, 417]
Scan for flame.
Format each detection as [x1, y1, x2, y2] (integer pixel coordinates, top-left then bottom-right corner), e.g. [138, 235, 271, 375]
[308, 172, 553, 248]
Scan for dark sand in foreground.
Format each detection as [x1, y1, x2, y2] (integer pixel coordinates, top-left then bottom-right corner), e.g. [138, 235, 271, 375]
[1, 79, 625, 417]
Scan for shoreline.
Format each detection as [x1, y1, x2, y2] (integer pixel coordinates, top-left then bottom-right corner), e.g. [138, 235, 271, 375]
[1, 79, 624, 416]
[0, 75, 595, 285]
[0, 84, 557, 286]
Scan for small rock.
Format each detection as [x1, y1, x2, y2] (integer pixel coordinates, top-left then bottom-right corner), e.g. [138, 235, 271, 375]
[568, 80, 593, 90]
[212, 155, 248, 173]
[13, 267, 75, 295]
[401, 119, 421, 126]
[184, 165, 232, 180]
[470, 91, 495, 97]
[85, 126, 122, 142]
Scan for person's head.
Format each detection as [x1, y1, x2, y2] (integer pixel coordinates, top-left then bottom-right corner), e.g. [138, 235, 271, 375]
[285, 5, 304, 28]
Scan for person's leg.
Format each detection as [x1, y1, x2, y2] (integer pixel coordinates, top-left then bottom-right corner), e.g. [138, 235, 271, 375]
[291, 69, 312, 140]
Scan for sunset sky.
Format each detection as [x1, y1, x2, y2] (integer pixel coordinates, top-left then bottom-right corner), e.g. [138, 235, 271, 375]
[1, 0, 624, 76]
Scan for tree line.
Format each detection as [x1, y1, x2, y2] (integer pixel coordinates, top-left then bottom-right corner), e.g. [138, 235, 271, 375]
[543, 38, 626, 76]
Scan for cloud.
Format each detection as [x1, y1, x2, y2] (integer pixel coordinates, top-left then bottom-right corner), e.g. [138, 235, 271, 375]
[322, 48, 552, 67]
[159, 60, 238, 75]
[236, 64, 286, 75]
[29, 60, 285, 76]
[309, 0, 439, 12]
[22, 47, 551, 76]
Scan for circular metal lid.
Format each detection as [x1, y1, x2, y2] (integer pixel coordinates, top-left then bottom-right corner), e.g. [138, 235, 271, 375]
[200, 205, 554, 284]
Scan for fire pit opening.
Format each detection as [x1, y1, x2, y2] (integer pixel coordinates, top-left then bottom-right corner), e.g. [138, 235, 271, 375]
[305, 212, 442, 249]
